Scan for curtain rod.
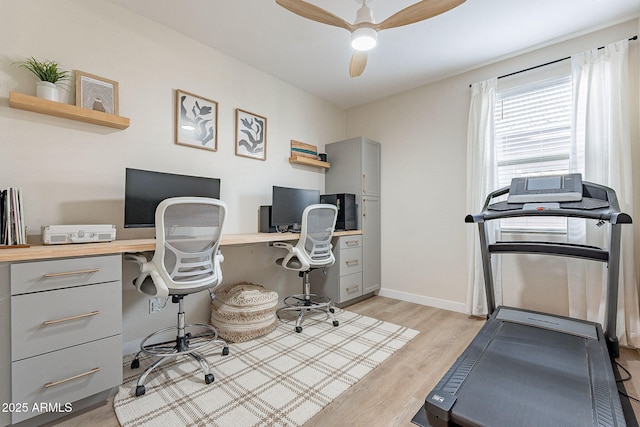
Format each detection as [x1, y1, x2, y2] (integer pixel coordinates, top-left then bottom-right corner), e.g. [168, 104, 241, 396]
[469, 35, 638, 87]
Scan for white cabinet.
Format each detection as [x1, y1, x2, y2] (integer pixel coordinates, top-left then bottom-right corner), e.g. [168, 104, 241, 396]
[325, 137, 381, 197]
[361, 196, 381, 294]
[325, 137, 381, 299]
[311, 235, 363, 305]
[9, 255, 122, 424]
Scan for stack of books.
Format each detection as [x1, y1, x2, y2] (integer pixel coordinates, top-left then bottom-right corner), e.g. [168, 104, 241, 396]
[1, 188, 27, 247]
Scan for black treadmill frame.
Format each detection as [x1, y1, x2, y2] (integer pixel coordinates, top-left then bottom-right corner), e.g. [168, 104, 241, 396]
[422, 180, 633, 427]
[466, 181, 631, 357]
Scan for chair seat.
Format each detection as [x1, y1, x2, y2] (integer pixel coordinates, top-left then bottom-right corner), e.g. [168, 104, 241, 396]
[276, 257, 305, 270]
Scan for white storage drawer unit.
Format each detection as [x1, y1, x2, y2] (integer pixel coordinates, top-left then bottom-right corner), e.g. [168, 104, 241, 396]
[9, 254, 122, 423]
[11, 255, 120, 295]
[11, 280, 122, 361]
[311, 235, 365, 306]
[11, 335, 122, 423]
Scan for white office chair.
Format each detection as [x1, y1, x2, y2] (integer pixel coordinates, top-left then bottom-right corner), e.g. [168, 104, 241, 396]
[274, 204, 339, 332]
[125, 197, 228, 396]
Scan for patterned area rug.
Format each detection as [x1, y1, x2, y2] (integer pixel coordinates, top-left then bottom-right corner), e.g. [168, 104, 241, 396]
[114, 310, 418, 426]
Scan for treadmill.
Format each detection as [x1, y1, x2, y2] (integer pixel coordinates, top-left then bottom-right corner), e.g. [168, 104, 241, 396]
[424, 177, 633, 427]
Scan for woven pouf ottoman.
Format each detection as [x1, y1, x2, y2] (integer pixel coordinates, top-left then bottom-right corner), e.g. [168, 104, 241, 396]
[210, 282, 279, 343]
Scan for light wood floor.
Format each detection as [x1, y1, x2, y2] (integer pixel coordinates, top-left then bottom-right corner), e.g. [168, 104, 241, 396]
[48, 296, 640, 426]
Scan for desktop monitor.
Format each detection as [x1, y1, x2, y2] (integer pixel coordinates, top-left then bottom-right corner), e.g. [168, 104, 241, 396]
[124, 168, 221, 228]
[271, 186, 320, 231]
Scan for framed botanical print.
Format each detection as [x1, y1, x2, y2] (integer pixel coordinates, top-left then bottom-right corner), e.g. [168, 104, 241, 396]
[176, 89, 218, 151]
[235, 108, 267, 160]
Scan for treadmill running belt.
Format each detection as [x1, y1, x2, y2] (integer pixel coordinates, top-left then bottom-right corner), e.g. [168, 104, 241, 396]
[426, 307, 626, 427]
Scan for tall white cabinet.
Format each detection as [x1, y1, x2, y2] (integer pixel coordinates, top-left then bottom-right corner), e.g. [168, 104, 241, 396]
[321, 136, 381, 304]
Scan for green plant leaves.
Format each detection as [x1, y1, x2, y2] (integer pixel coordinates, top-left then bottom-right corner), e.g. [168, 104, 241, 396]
[14, 57, 70, 84]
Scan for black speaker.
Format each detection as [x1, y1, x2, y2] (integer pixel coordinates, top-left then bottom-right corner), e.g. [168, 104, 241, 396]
[259, 205, 276, 233]
[320, 193, 357, 230]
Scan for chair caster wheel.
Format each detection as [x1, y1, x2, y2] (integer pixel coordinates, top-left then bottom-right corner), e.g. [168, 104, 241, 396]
[295, 326, 303, 333]
[131, 359, 140, 369]
[205, 373, 215, 384]
[222, 346, 230, 356]
[329, 307, 335, 313]
[333, 320, 339, 327]
[135, 385, 146, 396]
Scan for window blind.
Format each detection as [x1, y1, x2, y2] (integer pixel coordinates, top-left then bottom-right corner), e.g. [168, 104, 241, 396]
[495, 75, 574, 232]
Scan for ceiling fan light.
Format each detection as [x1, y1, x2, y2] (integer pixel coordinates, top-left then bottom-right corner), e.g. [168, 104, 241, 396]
[351, 27, 377, 51]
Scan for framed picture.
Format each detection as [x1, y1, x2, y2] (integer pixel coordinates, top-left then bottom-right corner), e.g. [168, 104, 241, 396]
[75, 71, 119, 115]
[235, 109, 267, 161]
[175, 89, 218, 151]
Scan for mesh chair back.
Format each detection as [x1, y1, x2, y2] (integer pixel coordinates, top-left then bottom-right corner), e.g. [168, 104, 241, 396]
[299, 204, 338, 268]
[153, 197, 226, 292]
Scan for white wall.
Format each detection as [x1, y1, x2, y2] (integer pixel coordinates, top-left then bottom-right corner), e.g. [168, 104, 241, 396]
[0, 0, 346, 354]
[347, 19, 640, 317]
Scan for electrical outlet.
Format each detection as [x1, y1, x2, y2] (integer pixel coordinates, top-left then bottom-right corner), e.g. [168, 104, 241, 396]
[149, 297, 162, 313]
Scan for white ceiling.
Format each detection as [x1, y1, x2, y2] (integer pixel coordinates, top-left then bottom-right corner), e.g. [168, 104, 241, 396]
[108, 0, 640, 109]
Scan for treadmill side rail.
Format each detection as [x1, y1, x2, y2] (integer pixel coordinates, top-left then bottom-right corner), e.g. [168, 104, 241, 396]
[425, 390, 457, 427]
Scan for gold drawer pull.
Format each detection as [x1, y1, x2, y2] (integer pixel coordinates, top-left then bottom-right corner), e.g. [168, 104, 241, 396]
[345, 240, 360, 247]
[346, 285, 360, 294]
[44, 310, 100, 325]
[346, 259, 360, 267]
[43, 268, 100, 278]
[44, 367, 100, 388]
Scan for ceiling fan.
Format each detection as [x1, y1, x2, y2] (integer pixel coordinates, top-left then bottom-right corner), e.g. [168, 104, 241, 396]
[275, 0, 466, 77]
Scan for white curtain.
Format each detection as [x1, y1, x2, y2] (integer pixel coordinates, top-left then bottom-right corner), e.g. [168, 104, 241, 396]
[466, 78, 501, 316]
[569, 39, 640, 347]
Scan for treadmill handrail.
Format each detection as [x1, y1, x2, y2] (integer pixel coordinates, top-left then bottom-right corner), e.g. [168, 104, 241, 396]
[467, 180, 632, 357]
[489, 241, 608, 261]
[466, 181, 631, 224]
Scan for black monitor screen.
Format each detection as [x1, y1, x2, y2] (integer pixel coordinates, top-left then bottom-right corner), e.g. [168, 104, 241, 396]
[124, 168, 221, 228]
[271, 186, 320, 229]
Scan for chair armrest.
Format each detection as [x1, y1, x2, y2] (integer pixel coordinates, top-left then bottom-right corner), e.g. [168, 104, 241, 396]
[273, 241, 293, 250]
[124, 253, 148, 265]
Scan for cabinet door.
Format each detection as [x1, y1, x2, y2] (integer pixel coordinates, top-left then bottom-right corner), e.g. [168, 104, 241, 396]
[361, 196, 381, 294]
[362, 139, 381, 197]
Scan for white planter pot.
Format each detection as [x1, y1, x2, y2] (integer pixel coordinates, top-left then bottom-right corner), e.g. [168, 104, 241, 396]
[36, 81, 59, 102]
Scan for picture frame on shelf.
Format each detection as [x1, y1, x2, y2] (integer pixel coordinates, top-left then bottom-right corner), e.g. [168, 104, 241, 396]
[75, 71, 119, 115]
[235, 108, 267, 161]
[175, 89, 218, 152]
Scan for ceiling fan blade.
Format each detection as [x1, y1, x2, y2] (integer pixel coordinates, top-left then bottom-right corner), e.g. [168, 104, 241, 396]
[349, 51, 368, 78]
[276, 0, 354, 31]
[372, 0, 466, 31]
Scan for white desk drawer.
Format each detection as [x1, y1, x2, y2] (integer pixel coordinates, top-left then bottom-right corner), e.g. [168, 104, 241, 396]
[11, 255, 121, 295]
[11, 280, 122, 361]
[339, 235, 362, 250]
[339, 247, 363, 276]
[340, 272, 363, 302]
[11, 334, 122, 423]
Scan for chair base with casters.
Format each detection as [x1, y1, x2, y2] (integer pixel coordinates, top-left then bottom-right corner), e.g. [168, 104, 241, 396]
[130, 293, 230, 396]
[276, 269, 339, 333]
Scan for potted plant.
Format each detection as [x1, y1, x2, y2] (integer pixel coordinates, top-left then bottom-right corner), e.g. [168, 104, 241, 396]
[14, 57, 70, 102]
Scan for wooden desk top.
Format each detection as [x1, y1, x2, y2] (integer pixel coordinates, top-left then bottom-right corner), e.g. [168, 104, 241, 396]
[0, 230, 362, 262]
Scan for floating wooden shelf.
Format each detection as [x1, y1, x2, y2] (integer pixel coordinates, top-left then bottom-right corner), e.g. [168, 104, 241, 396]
[8, 91, 130, 130]
[288, 155, 330, 169]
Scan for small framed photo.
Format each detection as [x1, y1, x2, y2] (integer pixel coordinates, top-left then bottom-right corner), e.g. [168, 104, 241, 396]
[75, 71, 119, 115]
[175, 89, 218, 151]
[235, 109, 267, 161]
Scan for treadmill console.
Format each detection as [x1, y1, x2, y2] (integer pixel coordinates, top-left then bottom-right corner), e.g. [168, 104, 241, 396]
[507, 173, 582, 203]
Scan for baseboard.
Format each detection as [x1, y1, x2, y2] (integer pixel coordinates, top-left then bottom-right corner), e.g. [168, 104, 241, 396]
[122, 339, 140, 356]
[377, 288, 467, 314]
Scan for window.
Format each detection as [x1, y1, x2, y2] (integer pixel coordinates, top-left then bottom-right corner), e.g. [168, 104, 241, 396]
[494, 75, 578, 232]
